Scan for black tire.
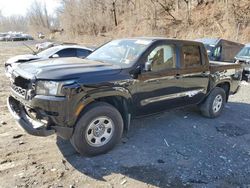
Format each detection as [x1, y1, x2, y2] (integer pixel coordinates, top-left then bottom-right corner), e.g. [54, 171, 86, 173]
[199, 87, 226, 118]
[70, 102, 124, 156]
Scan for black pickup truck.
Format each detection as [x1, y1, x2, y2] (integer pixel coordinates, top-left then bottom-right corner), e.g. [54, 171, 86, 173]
[7, 38, 242, 156]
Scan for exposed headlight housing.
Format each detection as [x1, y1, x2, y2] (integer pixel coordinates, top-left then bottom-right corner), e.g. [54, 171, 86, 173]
[36, 80, 75, 96]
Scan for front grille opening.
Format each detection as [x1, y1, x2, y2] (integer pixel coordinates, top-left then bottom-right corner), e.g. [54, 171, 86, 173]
[14, 76, 30, 89]
[11, 85, 26, 97]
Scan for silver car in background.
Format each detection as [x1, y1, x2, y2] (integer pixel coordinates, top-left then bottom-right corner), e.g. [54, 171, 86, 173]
[5, 45, 94, 77]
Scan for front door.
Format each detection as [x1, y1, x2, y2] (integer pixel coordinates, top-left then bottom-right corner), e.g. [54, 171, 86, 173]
[133, 43, 185, 116]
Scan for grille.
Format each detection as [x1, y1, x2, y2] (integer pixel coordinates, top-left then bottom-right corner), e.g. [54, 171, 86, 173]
[10, 75, 31, 98]
[14, 76, 30, 89]
[11, 84, 27, 97]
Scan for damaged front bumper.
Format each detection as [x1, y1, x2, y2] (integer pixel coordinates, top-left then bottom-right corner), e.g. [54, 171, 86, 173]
[7, 96, 73, 139]
[7, 96, 55, 136]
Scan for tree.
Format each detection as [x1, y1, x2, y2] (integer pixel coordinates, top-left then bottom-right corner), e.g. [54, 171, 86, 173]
[150, 0, 176, 20]
[27, 0, 53, 32]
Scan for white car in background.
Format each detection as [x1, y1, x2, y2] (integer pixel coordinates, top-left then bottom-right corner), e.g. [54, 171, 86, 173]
[5, 45, 94, 77]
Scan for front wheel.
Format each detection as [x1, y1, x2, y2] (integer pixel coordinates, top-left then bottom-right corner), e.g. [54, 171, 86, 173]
[70, 102, 124, 156]
[199, 87, 226, 118]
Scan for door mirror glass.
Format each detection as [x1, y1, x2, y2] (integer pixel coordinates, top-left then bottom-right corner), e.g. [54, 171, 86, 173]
[51, 54, 59, 58]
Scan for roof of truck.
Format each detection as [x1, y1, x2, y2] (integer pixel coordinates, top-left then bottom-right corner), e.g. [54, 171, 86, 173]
[120, 37, 204, 45]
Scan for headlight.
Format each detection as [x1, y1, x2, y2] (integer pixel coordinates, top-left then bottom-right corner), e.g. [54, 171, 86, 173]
[36, 80, 75, 96]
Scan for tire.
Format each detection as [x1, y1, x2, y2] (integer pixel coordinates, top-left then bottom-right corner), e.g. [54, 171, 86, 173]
[199, 87, 226, 118]
[70, 102, 124, 156]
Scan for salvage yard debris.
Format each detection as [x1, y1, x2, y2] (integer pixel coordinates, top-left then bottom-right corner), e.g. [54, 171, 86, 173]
[12, 134, 23, 139]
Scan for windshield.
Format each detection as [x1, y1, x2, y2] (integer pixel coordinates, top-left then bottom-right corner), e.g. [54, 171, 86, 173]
[236, 46, 250, 58]
[86, 39, 152, 66]
[196, 38, 219, 55]
[203, 44, 215, 56]
[37, 46, 60, 57]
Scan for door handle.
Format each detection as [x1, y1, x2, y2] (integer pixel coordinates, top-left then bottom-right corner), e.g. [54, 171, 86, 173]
[175, 74, 182, 79]
[202, 71, 209, 76]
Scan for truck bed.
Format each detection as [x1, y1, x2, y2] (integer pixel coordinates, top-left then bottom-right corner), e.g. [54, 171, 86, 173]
[209, 61, 241, 73]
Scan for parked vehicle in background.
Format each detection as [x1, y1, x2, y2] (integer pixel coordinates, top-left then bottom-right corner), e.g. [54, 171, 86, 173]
[196, 38, 244, 62]
[0, 32, 34, 41]
[0, 33, 8, 41]
[5, 45, 93, 77]
[21, 34, 34, 40]
[35, 42, 92, 52]
[235, 43, 250, 81]
[7, 38, 242, 156]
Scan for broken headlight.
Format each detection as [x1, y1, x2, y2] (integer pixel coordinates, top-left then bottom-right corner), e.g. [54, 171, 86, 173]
[36, 80, 75, 96]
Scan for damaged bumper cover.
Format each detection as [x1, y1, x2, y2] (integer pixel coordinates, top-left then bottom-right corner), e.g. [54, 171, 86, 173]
[7, 96, 73, 139]
[7, 96, 55, 136]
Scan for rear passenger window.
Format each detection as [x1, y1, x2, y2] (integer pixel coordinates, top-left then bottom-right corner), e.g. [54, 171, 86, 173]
[77, 49, 92, 57]
[57, 48, 77, 57]
[183, 45, 201, 67]
[147, 45, 176, 72]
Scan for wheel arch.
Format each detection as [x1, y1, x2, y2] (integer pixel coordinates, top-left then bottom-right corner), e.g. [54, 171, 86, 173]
[75, 88, 133, 131]
[215, 81, 230, 102]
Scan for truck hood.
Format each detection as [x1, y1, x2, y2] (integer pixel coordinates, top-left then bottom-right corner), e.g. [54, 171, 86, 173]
[14, 57, 122, 80]
[6, 54, 41, 65]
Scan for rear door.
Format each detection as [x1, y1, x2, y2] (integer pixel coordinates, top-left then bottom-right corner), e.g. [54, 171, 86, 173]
[178, 43, 209, 105]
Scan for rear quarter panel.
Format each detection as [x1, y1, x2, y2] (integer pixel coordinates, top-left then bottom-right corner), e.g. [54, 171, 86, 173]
[209, 61, 242, 93]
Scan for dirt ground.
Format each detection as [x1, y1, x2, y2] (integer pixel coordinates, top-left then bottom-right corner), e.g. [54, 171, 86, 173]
[1, 41, 250, 188]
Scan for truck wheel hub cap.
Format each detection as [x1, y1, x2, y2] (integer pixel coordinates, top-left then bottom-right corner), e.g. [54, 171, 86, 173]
[85, 116, 114, 147]
[213, 94, 223, 113]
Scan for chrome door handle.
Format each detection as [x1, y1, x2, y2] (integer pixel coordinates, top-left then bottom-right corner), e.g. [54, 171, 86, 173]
[175, 74, 182, 79]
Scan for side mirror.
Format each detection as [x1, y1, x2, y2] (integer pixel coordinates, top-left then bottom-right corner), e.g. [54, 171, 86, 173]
[130, 65, 141, 79]
[145, 61, 152, 72]
[51, 54, 59, 58]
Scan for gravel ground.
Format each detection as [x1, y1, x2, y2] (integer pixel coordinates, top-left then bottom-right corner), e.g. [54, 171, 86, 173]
[0, 42, 250, 188]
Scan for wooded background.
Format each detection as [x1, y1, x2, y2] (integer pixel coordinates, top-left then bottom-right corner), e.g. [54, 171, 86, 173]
[0, 0, 249, 43]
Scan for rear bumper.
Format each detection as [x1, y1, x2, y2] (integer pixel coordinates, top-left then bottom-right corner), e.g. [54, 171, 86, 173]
[7, 96, 55, 136]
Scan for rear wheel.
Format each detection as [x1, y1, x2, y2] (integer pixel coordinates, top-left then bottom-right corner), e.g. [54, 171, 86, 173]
[70, 102, 123, 156]
[199, 87, 226, 118]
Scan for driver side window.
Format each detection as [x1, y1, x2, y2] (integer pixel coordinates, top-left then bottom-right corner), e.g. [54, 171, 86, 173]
[147, 45, 176, 72]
